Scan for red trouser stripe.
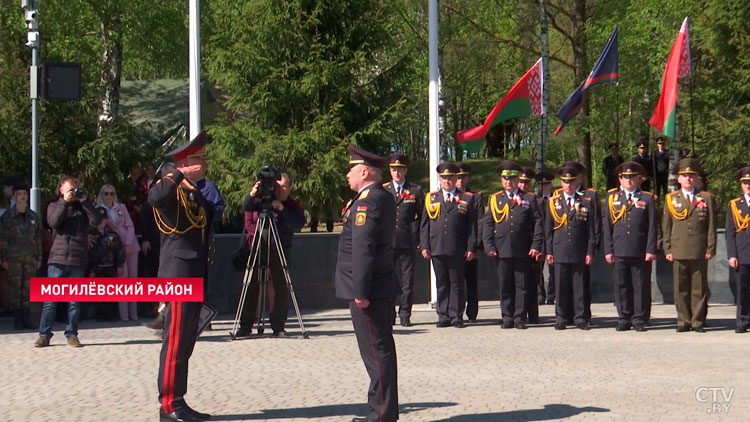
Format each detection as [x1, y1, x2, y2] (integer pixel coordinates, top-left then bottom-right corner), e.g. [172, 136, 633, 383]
[365, 313, 385, 422]
[161, 302, 182, 413]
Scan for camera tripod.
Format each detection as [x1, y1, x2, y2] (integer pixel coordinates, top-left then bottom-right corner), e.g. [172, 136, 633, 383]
[230, 211, 309, 339]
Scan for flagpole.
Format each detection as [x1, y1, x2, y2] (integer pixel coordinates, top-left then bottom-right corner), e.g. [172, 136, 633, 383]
[689, 75, 695, 155]
[615, 83, 620, 147]
[428, 0, 439, 306]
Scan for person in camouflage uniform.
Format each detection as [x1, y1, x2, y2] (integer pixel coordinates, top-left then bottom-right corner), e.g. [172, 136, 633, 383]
[88, 207, 125, 321]
[0, 186, 41, 330]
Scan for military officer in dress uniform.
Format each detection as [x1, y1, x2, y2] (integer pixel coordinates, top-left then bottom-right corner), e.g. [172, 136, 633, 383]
[561, 161, 601, 322]
[420, 163, 477, 328]
[545, 165, 597, 330]
[727, 167, 750, 333]
[535, 171, 556, 305]
[483, 161, 543, 329]
[602, 162, 658, 332]
[455, 162, 483, 323]
[632, 141, 654, 193]
[517, 166, 543, 323]
[382, 153, 423, 327]
[150, 130, 213, 422]
[653, 137, 670, 198]
[335, 144, 400, 422]
[663, 158, 716, 333]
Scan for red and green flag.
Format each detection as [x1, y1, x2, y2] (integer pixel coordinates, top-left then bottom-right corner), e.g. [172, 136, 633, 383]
[457, 58, 543, 153]
[649, 17, 691, 139]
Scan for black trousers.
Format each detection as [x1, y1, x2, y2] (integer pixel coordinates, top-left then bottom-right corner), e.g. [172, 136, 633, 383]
[350, 298, 399, 422]
[554, 262, 587, 325]
[614, 257, 649, 325]
[464, 258, 479, 320]
[432, 255, 466, 323]
[394, 249, 415, 319]
[239, 248, 288, 332]
[737, 264, 750, 329]
[158, 301, 202, 413]
[547, 262, 556, 303]
[496, 257, 530, 324]
[583, 265, 592, 320]
[526, 259, 545, 322]
[655, 172, 668, 199]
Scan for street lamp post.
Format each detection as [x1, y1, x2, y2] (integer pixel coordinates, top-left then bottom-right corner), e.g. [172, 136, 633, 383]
[23, 0, 41, 215]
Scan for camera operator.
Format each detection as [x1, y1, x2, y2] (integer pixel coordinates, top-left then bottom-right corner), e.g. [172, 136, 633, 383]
[237, 171, 305, 337]
[35, 176, 101, 348]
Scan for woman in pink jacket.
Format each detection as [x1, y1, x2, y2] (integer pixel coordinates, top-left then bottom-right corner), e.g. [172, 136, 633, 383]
[97, 184, 140, 320]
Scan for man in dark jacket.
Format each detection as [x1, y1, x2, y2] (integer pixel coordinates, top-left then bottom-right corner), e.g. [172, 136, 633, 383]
[335, 144, 400, 422]
[237, 172, 305, 337]
[726, 166, 750, 333]
[34, 177, 100, 348]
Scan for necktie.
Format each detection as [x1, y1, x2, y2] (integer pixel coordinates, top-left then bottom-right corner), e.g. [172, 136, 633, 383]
[686, 192, 692, 203]
[396, 186, 402, 196]
[627, 193, 632, 203]
[567, 197, 573, 208]
[446, 192, 452, 202]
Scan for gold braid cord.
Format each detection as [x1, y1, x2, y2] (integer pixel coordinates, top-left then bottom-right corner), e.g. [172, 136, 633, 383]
[548, 196, 567, 230]
[490, 194, 509, 223]
[731, 198, 750, 232]
[425, 193, 441, 220]
[153, 185, 208, 235]
[608, 193, 626, 224]
[666, 193, 688, 221]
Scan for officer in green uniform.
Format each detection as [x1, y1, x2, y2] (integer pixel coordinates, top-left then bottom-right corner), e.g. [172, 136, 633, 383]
[0, 185, 41, 330]
[663, 158, 716, 333]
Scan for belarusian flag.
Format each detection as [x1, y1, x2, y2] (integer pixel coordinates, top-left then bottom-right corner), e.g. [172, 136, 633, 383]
[649, 17, 691, 139]
[457, 58, 543, 153]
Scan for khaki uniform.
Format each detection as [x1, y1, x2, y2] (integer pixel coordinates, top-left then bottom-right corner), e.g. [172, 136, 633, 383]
[662, 190, 717, 329]
[0, 207, 41, 311]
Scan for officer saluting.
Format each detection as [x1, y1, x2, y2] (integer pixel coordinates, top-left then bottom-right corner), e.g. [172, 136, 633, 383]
[725, 166, 750, 333]
[602, 162, 658, 332]
[420, 163, 477, 328]
[382, 153, 423, 327]
[335, 144, 400, 422]
[483, 161, 543, 329]
[150, 131, 213, 422]
[545, 164, 597, 330]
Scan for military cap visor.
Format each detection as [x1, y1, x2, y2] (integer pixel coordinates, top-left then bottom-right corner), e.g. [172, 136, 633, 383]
[436, 162, 459, 176]
[736, 167, 750, 181]
[615, 161, 647, 177]
[455, 162, 472, 175]
[349, 144, 386, 169]
[165, 130, 210, 161]
[496, 160, 522, 177]
[387, 153, 410, 167]
[673, 157, 703, 175]
[557, 165, 579, 181]
[519, 167, 536, 181]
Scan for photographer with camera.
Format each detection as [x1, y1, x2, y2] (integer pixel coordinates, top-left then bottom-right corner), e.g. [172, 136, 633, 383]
[237, 169, 305, 337]
[34, 176, 101, 348]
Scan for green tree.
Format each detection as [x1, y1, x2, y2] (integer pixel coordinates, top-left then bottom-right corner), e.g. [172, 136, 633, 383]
[204, 0, 419, 218]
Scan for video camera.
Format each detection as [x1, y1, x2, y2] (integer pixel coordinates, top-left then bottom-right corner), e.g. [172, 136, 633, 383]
[256, 164, 281, 214]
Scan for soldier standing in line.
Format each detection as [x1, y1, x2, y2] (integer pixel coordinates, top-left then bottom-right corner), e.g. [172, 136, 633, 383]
[483, 161, 543, 329]
[545, 164, 597, 330]
[632, 141, 654, 193]
[382, 153, 423, 327]
[662, 158, 716, 333]
[602, 143, 624, 191]
[0, 185, 41, 330]
[335, 144, 400, 422]
[653, 137, 671, 198]
[517, 166, 543, 323]
[150, 130, 213, 422]
[420, 163, 477, 328]
[726, 166, 750, 333]
[455, 162, 483, 323]
[535, 171, 556, 305]
[602, 162, 658, 332]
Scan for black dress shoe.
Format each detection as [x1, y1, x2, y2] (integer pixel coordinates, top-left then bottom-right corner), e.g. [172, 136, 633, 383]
[546, 300, 555, 305]
[160, 409, 202, 422]
[436, 320, 451, 328]
[736, 327, 748, 333]
[235, 326, 252, 337]
[676, 326, 690, 332]
[351, 417, 368, 422]
[693, 326, 706, 333]
[575, 322, 590, 330]
[634, 324, 647, 332]
[400, 317, 412, 327]
[501, 321, 515, 329]
[515, 322, 527, 329]
[272, 329, 287, 337]
[468, 319, 478, 323]
[185, 406, 212, 420]
[452, 320, 465, 328]
[554, 322, 566, 330]
[616, 322, 632, 331]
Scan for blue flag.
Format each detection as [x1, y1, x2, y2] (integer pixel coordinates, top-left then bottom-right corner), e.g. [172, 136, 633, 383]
[555, 26, 619, 134]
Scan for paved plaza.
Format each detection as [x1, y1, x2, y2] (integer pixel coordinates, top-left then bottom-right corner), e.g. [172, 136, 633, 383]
[1, 302, 748, 421]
